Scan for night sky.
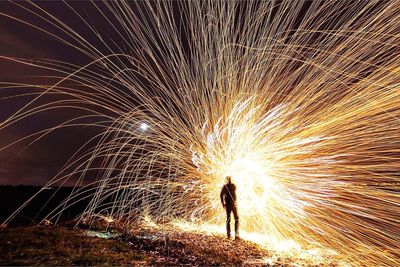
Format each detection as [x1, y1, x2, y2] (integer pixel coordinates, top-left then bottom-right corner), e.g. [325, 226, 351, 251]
[1, 1, 203, 185]
[0, 2, 107, 185]
[0, 1, 181, 185]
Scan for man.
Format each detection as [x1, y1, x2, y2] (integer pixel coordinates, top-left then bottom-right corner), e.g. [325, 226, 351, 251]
[220, 176, 239, 240]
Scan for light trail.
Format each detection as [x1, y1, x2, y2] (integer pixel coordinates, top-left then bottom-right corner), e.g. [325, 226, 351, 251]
[1, 1, 399, 265]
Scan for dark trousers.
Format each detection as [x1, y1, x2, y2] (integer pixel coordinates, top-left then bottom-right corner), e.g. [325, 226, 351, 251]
[226, 205, 239, 238]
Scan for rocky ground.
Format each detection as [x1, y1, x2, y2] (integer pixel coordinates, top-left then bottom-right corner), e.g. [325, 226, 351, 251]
[121, 223, 269, 265]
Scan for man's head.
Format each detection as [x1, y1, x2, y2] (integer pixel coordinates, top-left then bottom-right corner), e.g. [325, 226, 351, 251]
[225, 176, 232, 184]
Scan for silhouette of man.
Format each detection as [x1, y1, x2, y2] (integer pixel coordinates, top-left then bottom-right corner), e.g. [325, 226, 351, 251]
[220, 176, 239, 239]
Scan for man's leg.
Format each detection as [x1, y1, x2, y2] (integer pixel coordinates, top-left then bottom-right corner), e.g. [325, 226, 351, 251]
[226, 208, 231, 239]
[233, 205, 239, 239]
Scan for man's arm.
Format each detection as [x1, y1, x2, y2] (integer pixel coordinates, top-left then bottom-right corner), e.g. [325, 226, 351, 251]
[220, 187, 226, 208]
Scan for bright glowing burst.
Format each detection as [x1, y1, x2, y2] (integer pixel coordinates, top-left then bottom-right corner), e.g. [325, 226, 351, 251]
[1, 1, 400, 266]
[140, 122, 150, 131]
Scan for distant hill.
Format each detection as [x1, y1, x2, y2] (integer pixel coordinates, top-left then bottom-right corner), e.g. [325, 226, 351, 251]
[0, 185, 89, 226]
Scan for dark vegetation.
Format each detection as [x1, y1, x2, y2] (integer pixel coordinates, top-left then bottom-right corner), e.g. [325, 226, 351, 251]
[0, 226, 147, 266]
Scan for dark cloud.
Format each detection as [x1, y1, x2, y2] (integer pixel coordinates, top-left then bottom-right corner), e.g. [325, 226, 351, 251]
[0, 153, 56, 186]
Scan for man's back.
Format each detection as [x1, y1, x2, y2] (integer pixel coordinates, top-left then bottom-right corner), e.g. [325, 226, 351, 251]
[221, 183, 236, 207]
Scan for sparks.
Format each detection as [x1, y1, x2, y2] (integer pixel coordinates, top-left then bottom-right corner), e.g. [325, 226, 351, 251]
[1, 1, 399, 266]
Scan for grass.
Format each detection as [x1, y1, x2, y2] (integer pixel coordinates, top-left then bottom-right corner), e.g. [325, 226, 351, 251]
[0, 226, 147, 266]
